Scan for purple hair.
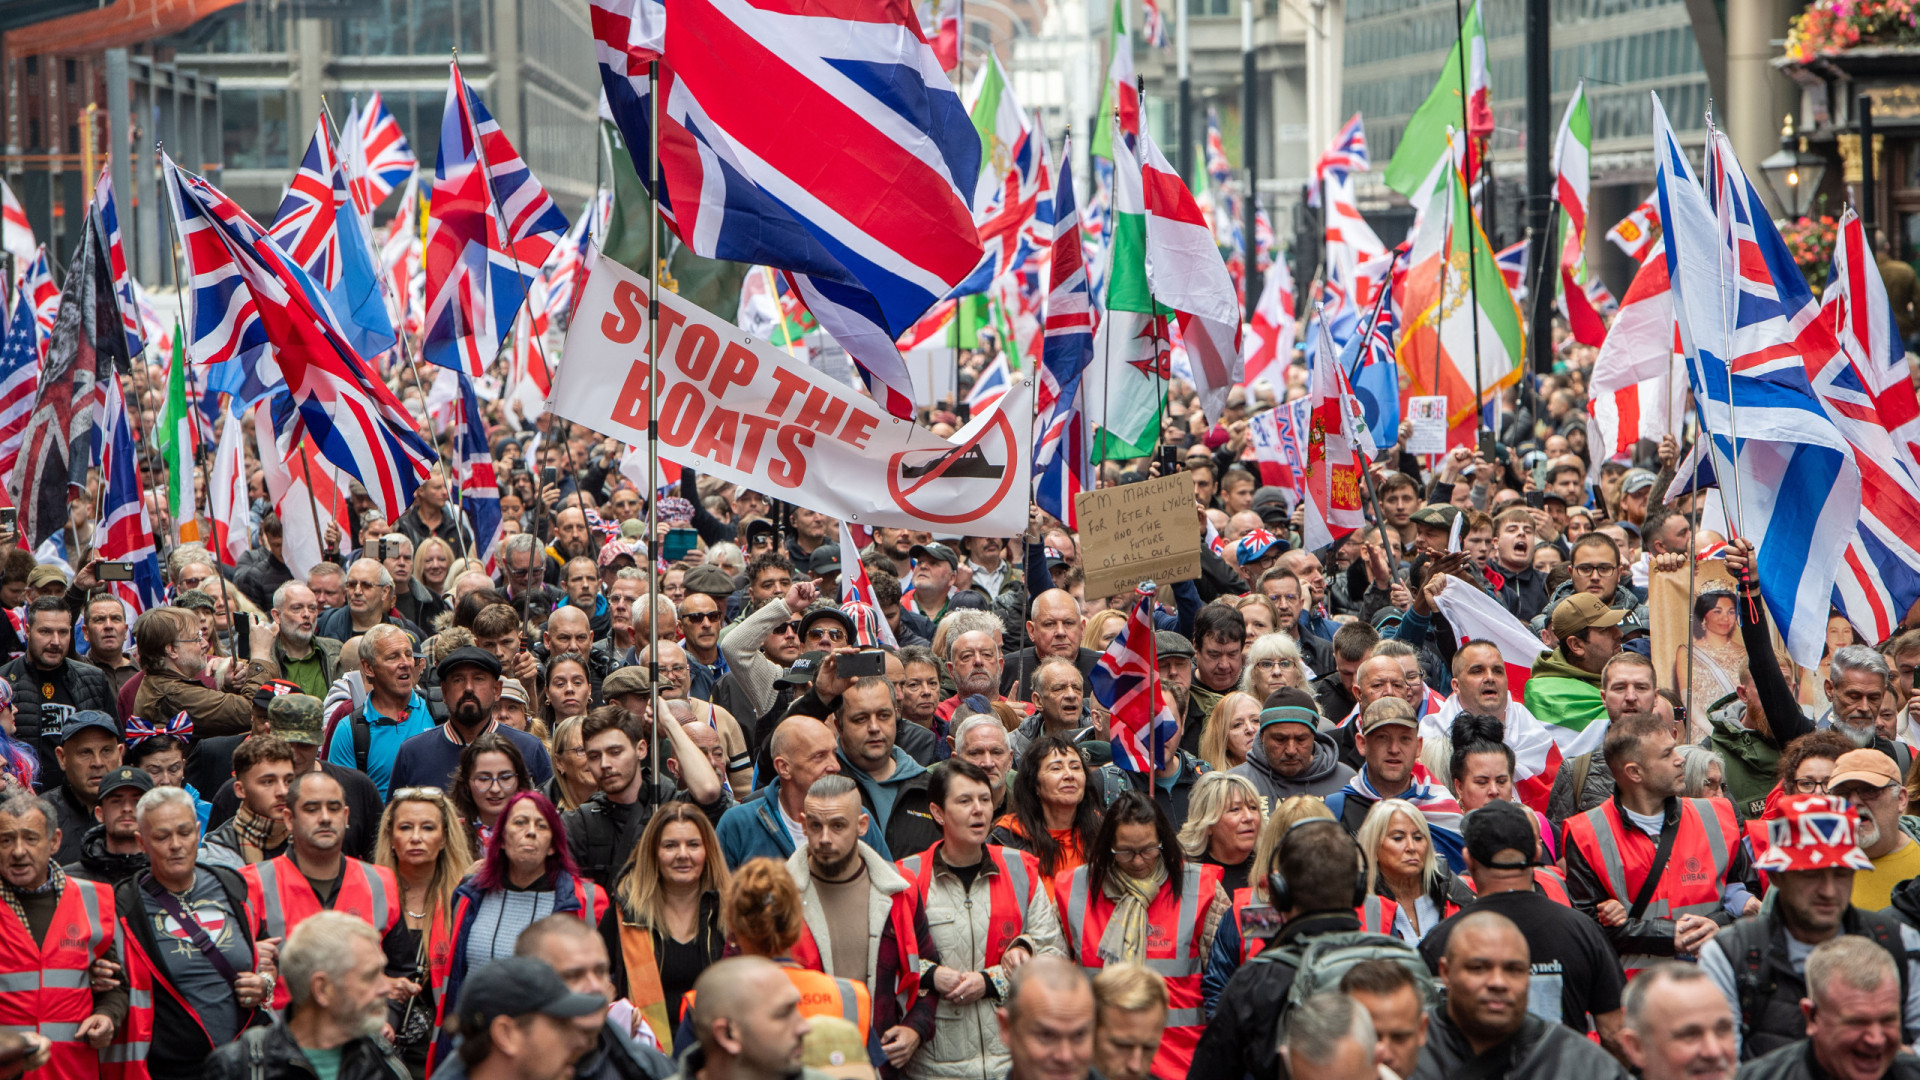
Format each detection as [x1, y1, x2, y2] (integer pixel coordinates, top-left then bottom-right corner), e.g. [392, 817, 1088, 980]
[472, 790, 580, 890]
[0, 729, 37, 791]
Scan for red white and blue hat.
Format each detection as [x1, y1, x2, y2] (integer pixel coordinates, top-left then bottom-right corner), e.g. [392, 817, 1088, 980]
[1234, 529, 1287, 566]
[1754, 793, 1874, 873]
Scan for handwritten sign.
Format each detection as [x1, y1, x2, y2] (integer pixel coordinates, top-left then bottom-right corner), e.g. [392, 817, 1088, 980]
[1074, 472, 1202, 600]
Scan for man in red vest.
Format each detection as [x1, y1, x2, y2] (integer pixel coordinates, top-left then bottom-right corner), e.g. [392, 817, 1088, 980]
[240, 770, 417, 1009]
[0, 790, 123, 1079]
[1564, 711, 1755, 977]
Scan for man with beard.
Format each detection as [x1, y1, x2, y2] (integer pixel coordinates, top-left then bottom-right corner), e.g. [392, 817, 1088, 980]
[1829, 750, 1920, 911]
[514, 915, 674, 1080]
[389, 647, 553, 791]
[562, 701, 722, 887]
[240, 769, 418, 1012]
[325, 625, 436, 798]
[1410, 912, 1630, 1080]
[783, 774, 937, 1070]
[205, 911, 410, 1080]
[64, 766, 152, 885]
[1819, 647, 1913, 774]
[542, 507, 599, 587]
[270, 582, 343, 701]
[1698, 792, 1920, 1061]
[4, 597, 120, 780]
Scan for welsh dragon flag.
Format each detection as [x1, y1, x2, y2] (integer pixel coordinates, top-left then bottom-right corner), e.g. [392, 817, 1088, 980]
[1088, 0, 1138, 162]
[1382, 0, 1492, 207]
[1086, 117, 1166, 460]
[1554, 80, 1604, 347]
[1397, 145, 1523, 449]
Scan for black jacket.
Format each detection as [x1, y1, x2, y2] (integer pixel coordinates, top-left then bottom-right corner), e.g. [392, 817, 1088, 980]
[47, 781, 96, 865]
[5, 654, 119, 783]
[63, 824, 149, 885]
[1737, 1041, 1920, 1080]
[206, 1019, 407, 1080]
[1410, 1009, 1631, 1080]
[562, 780, 681, 887]
[999, 646, 1101, 702]
[232, 548, 295, 613]
[1191, 911, 1360, 1080]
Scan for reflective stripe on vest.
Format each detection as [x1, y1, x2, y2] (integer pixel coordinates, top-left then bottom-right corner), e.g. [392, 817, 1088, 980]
[831, 977, 862, 1026]
[1571, 798, 1733, 969]
[0, 877, 115, 1073]
[1063, 866, 1205, 977]
[355, 861, 390, 931]
[255, 859, 288, 940]
[1065, 869, 1089, 960]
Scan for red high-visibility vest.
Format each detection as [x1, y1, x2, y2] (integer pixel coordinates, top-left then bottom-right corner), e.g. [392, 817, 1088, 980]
[1057, 862, 1221, 1078]
[896, 842, 1039, 970]
[1224, 887, 1402, 963]
[0, 877, 115, 1080]
[106, 881, 266, 1080]
[241, 855, 398, 1009]
[791, 885, 921, 1014]
[1460, 869, 1572, 906]
[1563, 796, 1737, 977]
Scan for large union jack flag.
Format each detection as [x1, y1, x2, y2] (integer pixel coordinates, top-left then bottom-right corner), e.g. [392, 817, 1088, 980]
[451, 368, 503, 573]
[424, 62, 570, 378]
[271, 117, 350, 291]
[1090, 588, 1179, 774]
[594, 0, 982, 419]
[343, 92, 419, 214]
[92, 164, 146, 359]
[165, 155, 435, 521]
[93, 375, 165, 612]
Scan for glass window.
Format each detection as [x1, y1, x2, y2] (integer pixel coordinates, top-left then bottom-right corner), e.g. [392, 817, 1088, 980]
[459, 0, 489, 53]
[222, 89, 289, 170]
[415, 0, 457, 57]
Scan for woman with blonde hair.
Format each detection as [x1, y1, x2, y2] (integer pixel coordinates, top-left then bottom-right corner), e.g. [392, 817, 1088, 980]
[372, 787, 474, 1076]
[1199, 691, 1262, 772]
[608, 802, 729, 1051]
[414, 536, 457, 597]
[1240, 633, 1306, 701]
[1082, 609, 1128, 653]
[1357, 797, 1474, 943]
[1233, 595, 1280, 640]
[544, 714, 596, 812]
[1175, 772, 1264, 892]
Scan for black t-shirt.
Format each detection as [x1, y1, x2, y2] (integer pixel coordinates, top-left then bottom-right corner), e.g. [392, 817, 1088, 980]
[1419, 887, 1626, 1032]
[1204, 852, 1255, 895]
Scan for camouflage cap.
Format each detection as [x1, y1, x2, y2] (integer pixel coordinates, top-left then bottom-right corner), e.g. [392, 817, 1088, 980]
[267, 693, 326, 745]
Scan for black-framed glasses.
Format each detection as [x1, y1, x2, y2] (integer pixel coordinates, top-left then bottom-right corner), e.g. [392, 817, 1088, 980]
[1110, 844, 1162, 860]
[1792, 777, 1830, 794]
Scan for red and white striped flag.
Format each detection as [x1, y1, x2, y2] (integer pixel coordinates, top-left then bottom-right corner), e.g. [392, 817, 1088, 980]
[1429, 578, 1608, 757]
[1587, 243, 1681, 460]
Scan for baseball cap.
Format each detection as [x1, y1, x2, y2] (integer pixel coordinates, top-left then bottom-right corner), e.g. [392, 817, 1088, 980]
[799, 604, 855, 641]
[1409, 505, 1460, 529]
[268, 695, 325, 746]
[436, 646, 503, 683]
[500, 678, 529, 707]
[909, 542, 959, 569]
[27, 565, 65, 590]
[1829, 748, 1904, 794]
[776, 650, 827, 687]
[619, 519, 648, 541]
[602, 667, 655, 698]
[59, 711, 120, 744]
[1233, 529, 1286, 566]
[808, 544, 843, 577]
[1463, 800, 1539, 870]
[1154, 631, 1194, 661]
[456, 956, 606, 1032]
[1621, 468, 1658, 495]
[683, 564, 736, 598]
[597, 539, 637, 568]
[1549, 593, 1627, 639]
[1753, 793, 1873, 874]
[802, 1016, 876, 1080]
[743, 519, 778, 548]
[97, 766, 154, 800]
[1043, 547, 1070, 572]
[1358, 699, 1418, 735]
[253, 679, 304, 710]
[1258, 688, 1320, 732]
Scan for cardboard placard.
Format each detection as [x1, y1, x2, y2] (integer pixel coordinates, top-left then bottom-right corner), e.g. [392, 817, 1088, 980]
[1074, 472, 1202, 600]
[1407, 396, 1449, 455]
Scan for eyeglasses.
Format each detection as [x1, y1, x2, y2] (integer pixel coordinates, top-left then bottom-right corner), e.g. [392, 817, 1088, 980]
[345, 580, 381, 592]
[807, 627, 847, 643]
[1792, 777, 1830, 794]
[1572, 563, 1618, 576]
[681, 611, 719, 623]
[1111, 844, 1162, 861]
[556, 746, 587, 760]
[472, 774, 517, 791]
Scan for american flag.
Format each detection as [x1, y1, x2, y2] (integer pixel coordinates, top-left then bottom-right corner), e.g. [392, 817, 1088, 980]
[165, 155, 435, 521]
[595, 0, 982, 420]
[451, 368, 503, 572]
[424, 61, 570, 377]
[271, 117, 349, 291]
[344, 92, 418, 214]
[92, 164, 146, 359]
[1090, 588, 1178, 774]
[0, 288, 39, 497]
[1314, 113, 1370, 186]
[92, 375, 165, 612]
[21, 248, 56, 362]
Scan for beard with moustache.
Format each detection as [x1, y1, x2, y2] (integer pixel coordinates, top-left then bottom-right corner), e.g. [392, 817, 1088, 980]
[451, 690, 491, 730]
[1837, 712, 1880, 748]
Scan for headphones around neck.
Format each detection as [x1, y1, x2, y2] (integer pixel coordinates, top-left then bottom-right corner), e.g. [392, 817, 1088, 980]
[1266, 817, 1369, 913]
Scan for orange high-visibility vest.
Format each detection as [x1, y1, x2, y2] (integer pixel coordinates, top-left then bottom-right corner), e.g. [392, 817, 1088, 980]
[896, 842, 1039, 969]
[241, 855, 398, 1009]
[0, 876, 115, 1080]
[1563, 796, 1737, 977]
[1057, 862, 1221, 1079]
[682, 960, 872, 1040]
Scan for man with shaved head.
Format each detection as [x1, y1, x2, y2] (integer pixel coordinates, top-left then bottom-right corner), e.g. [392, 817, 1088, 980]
[999, 956, 1097, 1080]
[1410, 912, 1628, 1080]
[682, 956, 810, 1080]
[1001, 589, 1099, 701]
[713, 714, 883, 868]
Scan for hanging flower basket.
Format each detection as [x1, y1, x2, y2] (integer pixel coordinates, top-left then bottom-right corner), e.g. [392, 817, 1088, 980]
[1785, 0, 1920, 63]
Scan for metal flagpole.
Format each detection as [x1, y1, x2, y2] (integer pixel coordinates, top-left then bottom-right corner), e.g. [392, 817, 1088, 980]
[647, 59, 664, 787]
[1452, 0, 1485, 443]
[1705, 110, 1746, 541]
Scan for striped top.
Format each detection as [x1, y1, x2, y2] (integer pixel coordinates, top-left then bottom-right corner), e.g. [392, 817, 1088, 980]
[463, 887, 560, 971]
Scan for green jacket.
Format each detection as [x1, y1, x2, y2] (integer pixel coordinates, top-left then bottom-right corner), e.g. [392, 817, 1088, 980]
[1704, 696, 1780, 819]
[1521, 648, 1608, 733]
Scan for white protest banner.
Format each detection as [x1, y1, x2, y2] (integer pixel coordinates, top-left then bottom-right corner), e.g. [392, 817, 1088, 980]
[1407, 395, 1449, 455]
[553, 254, 1033, 535]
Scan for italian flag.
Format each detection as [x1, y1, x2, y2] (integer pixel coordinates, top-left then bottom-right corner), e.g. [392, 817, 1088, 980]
[1088, 0, 1138, 162]
[1086, 119, 1165, 459]
[1553, 80, 1605, 346]
[158, 328, 201, 545]
[1382, 0, 1492, 206]
[1396, 148, 1523, 448]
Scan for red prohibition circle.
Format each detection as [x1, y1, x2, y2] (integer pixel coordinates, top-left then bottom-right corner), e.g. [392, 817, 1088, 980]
[884, 409, 1019, 526]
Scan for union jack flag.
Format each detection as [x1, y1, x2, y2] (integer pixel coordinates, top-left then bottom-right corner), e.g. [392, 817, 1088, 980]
[0, 288, 39, 496]
[166, 155, 434, 521]
[952, 122, 1049, 298]
[22, 248, 56, 362]
[92, 375, 165, 612]
[1314, 113, 1370, 186]
[271, 117, 350, 291]
[92, 163, 146, 359]
[343, 92, 418, 214]
[1206, 108, 1234, 191]
[1494, 238, 1529, 301]
[1090, 587, 1179, 774]
[1140, 0, 1167, 48]
[543, 201, 595, 324]
[1254, 200, 1274, 272]
[424, 61, 570, 377]
[380, 176, 422, 337]
[451, 368, 503, 573]
[595, 0, 982, 419]
[1036, 136, 1092, 448]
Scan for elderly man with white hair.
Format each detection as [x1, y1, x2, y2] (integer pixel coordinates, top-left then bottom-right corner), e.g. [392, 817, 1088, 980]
[1819, 645, 1915, 775]
[204, 910, 405, 1080]
[315, 558, 424, 642]
[953, 710, 1015, 818]
[935, 610, 1034, 726]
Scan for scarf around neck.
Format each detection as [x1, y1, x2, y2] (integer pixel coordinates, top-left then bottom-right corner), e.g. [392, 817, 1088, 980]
[233, 803, 290, 863]
[1097, 863, 1167, 966]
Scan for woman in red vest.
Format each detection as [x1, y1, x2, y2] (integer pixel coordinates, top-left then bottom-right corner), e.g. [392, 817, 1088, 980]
[989, 735, 1101, 903]
[372, 787, 473, 1078]
[1056, 791, 1229, 1079]
[1357, 797, 1476, 943]
[1450, 714, 1558, 862]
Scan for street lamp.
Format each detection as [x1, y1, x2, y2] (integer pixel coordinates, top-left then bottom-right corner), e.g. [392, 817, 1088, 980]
[1761, 114, 1826, 219]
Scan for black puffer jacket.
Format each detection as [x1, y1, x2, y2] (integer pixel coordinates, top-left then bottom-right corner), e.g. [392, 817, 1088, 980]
[206, 1019, 407, 1080]
[1735, 1040, 1920, 1080]
[62, 824, 148, 885]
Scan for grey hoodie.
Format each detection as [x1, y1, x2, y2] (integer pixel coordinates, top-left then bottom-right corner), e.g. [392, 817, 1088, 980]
[1228, 727, 1356, 804]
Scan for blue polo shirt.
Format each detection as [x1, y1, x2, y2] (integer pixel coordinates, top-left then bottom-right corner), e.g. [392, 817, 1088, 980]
[325, 691, 436, 797]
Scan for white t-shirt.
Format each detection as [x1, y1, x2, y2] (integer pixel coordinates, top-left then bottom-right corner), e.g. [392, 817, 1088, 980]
[779, 799, 808, 850]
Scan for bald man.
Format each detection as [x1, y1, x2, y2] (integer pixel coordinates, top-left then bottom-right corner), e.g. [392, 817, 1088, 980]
[684, 956, 811, 1080]
[713, 715, 885, 868]
[1001, 590, 1100, 701]
[1410, 912, 1629, 1080]
[999, 956, 1098, 1080]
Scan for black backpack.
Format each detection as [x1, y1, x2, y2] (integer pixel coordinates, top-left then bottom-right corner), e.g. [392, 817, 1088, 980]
[348, 692, 450, 774]
[1726, 911, 1912, 1053]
